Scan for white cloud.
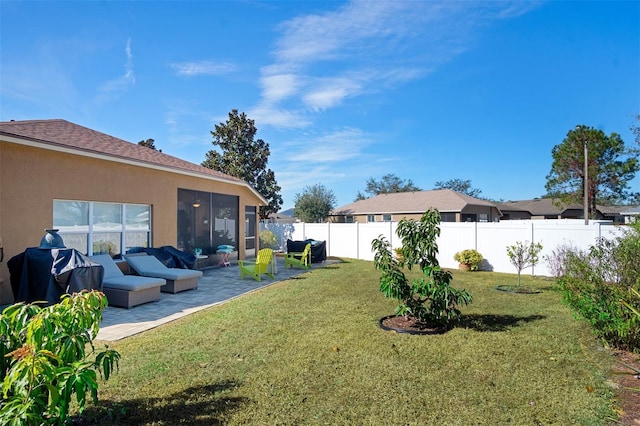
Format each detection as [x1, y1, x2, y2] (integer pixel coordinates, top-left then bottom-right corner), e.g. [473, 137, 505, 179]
[260, 73, 300, 102]
[96, 38, 135, 98]
[251, 1, 541, 130]
[283, 127, 372, 163]
[170, 60, 237, 76]
[247, 102, 311, 129]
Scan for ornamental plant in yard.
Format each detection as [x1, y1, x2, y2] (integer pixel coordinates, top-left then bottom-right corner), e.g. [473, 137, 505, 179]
[506, 240, 543, 287]
[0, 291, 120, 425]
[453, 249, 483, 271]
[372, 209, 472, 326]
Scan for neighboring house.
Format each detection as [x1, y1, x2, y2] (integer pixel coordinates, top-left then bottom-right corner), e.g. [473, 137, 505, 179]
[497, 198, 627, 222]
[328, 189, 502, 223]
[265, 212, 297, 224]
[0, 119, 267, 304]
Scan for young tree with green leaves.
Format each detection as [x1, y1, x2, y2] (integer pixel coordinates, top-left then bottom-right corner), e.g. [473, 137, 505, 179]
[545, 125, 639, 217]
[433, 178, 482, 198]
[294, 183, 337, 223]
[202, 110, 283, 219]
[355, 173, 420, 201]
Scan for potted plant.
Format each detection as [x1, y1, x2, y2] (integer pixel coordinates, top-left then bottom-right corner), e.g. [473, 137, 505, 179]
[372, 209, 472, 333]
[453, 249, 483, 271]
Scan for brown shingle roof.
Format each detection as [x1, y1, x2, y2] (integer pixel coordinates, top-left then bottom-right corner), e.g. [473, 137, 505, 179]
[331, 189, 498, 215]
[0, 118, 256, 189]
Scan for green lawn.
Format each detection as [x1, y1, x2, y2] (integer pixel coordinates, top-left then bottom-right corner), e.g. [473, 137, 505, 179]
[82, 259, 617, 425]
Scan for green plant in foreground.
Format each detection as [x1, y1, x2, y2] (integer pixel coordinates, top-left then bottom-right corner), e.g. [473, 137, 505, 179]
[0, 291, 120, 425]
[372, 209, 472, 326]
[506, 240, 543, 287]
[453, 249, 483, 271]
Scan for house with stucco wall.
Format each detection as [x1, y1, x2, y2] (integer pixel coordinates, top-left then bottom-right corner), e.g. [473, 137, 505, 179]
[328, 189, 502, 223]
[0, 119, 267, 304]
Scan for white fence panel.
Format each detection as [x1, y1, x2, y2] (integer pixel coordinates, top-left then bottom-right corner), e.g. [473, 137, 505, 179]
[260, 219, 626, 276]
[438, 223, 480, 270]
[476, 222, 534, 275]
[358, 222, 397, 261]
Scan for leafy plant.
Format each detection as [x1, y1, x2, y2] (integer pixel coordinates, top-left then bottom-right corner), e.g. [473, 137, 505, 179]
[555, 221, 640, 351]
[506, 241, 543, 287]
[372, 209, 472, 326]
[259, 229, 279, 250]
[453, 249, 483, 271]
[0, 291, 120, 425]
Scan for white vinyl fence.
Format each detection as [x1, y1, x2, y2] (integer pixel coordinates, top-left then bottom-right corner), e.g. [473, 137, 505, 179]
[260, 220, 626, 277]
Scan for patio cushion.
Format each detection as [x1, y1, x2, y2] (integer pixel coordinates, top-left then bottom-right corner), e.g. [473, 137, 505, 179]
[103, 275, 165, 291]
[91, 254, 125, 279]
[125, 254, 202, 281]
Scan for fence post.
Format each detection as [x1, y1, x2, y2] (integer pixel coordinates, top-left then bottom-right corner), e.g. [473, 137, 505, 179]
[327, 222, 331, 257]
[356, 222, 359, 259]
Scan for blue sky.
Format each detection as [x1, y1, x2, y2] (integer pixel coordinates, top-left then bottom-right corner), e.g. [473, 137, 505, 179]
[1, 0, 638, 210]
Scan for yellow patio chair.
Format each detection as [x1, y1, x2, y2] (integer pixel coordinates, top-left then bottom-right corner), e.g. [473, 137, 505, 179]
[285, 243, 311, 270]
[238, 248, 275, 281]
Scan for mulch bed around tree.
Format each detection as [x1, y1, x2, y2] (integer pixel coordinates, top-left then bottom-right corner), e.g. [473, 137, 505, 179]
[379, 315, 448, 335]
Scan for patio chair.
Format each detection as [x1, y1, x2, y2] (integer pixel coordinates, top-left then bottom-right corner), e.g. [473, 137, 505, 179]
[238, 248, 275, 282]
[89, 254, 164, 309]
[124, 253, 202, 293]
[285, 243, 311, 270]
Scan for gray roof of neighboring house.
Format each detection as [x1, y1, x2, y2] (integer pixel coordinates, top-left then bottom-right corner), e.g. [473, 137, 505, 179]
[496, 198, 580, 216]
[497, 198, 636, 217]
[0, 119, 266, 203]
[331, 189, 500, 215]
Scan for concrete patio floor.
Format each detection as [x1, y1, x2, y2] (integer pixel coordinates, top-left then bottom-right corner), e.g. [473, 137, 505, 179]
[96, 257, 336, 341]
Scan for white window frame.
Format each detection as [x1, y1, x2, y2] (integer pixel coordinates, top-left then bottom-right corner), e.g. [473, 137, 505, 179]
[53, 200, 152, 256]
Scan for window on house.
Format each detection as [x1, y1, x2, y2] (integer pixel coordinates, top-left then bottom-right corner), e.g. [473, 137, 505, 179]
[440, 213, 456, 222]
[382, 214, 392, 222]
[54, 200, 151, 256]
[479, 214, 488, 222]
[461, 213, 477, 222]
[367, 215, 375, 222]
[345, 216, 354, 223]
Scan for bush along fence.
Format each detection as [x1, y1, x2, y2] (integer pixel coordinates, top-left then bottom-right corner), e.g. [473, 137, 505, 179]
[261, 219, 623, 277]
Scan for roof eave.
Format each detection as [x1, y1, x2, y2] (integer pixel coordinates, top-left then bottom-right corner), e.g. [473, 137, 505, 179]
[1, 132, 268, 205]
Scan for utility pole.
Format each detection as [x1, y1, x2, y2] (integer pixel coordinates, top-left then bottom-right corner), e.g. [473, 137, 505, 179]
[582, 130, 589, 225]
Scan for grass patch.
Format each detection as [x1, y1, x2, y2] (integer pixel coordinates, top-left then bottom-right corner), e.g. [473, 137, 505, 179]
[81, 260, 617, 425]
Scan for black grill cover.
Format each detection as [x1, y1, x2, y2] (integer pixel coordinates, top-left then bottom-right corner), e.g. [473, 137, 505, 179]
[286, 239, 327, 263]
[8, 248, 103, 305]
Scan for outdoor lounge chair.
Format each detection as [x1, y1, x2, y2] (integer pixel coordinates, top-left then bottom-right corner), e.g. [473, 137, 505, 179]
[124, 253, 202, 293]
[89, 254, 164, 309]
[285, 243, 311, 270]
[238, 248, 275, 282]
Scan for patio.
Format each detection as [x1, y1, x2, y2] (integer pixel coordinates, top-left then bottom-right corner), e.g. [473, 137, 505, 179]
[96, 257, 337, 341]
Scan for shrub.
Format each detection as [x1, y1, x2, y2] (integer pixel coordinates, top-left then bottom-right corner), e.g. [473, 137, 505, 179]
[0, 291, 120, 425]
[372, 209, 472, 326]
[555, 221, 640, 351]
[453, 249, 483, 271]
[259, 229, 279, 250]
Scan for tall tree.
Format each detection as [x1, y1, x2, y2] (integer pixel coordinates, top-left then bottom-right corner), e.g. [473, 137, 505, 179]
[138, 138, 160, 151]
[202, 110, 283, 219]
[545, 124, 639, 217]
[356, 174, 421, 200]
[433, 178, 482, 198]
[294, 184, 337, 223]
